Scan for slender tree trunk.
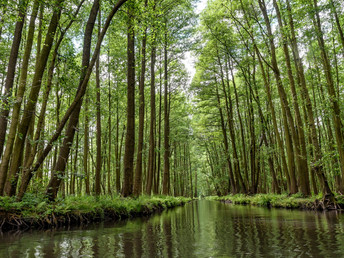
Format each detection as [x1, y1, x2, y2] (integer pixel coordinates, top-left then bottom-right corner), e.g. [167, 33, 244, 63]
[71, 131, 79, 195]
[84, 91, 90, 195]
[259, 0, 310, 195]
[162, 26, 170, 195]
[214, 58, 237, 193]
[256, 47, 294, 193]
[14, 0, 128, 201]
[194, 167, 197, 197]
[115, 102, 121, 193]
[95, 7, 102, 196]
[107, 49, 112, 195]
[0, 0, 39, 195]
[133, 0, 148, 196]
[0, 0, 28, 159]
[16, 1, 86, 199]
[329, 0, 344, 55]
[310, 0, 344, 193]
[3, 1, 63, 196]
[146, 27, 156, 195]
[273, 0, 310, 195]
[45, 0, 99, 201]
[229, 60, 248, 193]
[122, 1, 136, 197]
[285, 0, 334, 196]
[155, 62, 163, 195]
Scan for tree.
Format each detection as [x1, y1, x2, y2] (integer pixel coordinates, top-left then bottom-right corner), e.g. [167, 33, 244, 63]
[122, 0, 136, 197]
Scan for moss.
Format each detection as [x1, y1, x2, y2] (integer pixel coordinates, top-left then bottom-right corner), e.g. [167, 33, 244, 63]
[209, 193, 340, 210]
[0, 195, 191, 231]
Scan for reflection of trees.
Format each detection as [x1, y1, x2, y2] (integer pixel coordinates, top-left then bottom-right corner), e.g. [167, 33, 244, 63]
[2, 202, 344, 257]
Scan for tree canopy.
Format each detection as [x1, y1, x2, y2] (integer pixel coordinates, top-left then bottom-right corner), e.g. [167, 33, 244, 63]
[0, 0, 343, 201]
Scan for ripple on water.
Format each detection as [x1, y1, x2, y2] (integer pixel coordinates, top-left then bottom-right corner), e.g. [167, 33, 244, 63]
[1, 200, 344, 257]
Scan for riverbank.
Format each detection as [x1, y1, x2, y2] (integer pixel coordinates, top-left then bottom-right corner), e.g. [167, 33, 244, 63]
[209, 193, 344, 210]
[0, 195, 190, 231]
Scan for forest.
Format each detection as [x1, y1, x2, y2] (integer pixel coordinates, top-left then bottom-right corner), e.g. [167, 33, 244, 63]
[0, 0, 343, 205]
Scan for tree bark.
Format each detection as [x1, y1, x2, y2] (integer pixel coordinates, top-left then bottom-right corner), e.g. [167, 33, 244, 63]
[310, 0, 344, 193]
[3, 1, 63, 196]
[122, 0, 136, 197]
[84, 91, 90, 195]
[273, 0, 310, 195]
[13, 0, 128, 201]
[259, 0, 309, 195]
[0, 0, 39, 195]
[146, 26, 156, 195]
[17, 1, 85, 199]
[0, 0, 28, 159]
[215, 51, 237, 193]
[95, 7, 102, 196]
[162, 26, 170, 195]
[45, 0, 100, 201]
[285, 0, 334, 196]
[133, 0, 148, 196]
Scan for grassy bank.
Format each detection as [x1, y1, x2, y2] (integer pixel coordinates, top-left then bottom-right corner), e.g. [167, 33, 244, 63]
[0, 194, 190, 231]
[208, 193, 344, 210]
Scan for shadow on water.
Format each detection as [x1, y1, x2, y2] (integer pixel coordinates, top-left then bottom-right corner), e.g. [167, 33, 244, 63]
[1, 200, 344, 257]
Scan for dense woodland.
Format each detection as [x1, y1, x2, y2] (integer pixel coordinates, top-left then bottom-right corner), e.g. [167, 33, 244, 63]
[0, 0, 343, 202]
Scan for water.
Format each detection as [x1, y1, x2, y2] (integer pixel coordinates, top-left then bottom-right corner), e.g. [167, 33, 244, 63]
[1, 200, 344, 257]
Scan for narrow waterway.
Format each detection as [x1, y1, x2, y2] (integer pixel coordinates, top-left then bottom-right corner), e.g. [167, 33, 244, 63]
[1, 200, 344, 257]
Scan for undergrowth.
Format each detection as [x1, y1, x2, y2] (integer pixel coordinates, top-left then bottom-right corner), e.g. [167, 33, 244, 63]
[0, 194, 190, 220]
[207, 193, 336, 209]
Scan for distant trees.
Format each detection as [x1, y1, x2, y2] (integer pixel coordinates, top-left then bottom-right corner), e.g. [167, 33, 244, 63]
[192, 0, 344, 197]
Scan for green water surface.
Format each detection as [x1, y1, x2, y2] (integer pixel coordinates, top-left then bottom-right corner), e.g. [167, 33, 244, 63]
[1, 200, 344, 257]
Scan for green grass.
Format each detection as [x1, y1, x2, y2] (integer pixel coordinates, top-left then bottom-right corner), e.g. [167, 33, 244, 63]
[0, 194, 191, 229]
[207, 193, 328, 210]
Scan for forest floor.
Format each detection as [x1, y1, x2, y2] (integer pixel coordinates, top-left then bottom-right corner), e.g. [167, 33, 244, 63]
[209, 193, 344, 210]
[0, 195, 190, 231]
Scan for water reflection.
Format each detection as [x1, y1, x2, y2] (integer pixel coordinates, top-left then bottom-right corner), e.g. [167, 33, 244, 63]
[1, 200, 344, 257]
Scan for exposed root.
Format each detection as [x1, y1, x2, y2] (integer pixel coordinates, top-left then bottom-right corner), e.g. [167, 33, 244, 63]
[312, 194, 342, 210]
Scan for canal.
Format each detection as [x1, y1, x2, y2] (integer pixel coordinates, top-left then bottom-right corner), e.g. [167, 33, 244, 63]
[1, 200, 344, 257]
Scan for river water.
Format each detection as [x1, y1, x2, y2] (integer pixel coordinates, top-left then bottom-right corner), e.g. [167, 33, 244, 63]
[1, 200, 344, 257]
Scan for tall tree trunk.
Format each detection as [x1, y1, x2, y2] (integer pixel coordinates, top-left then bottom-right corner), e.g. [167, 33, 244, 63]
[3, 1, 63, 196]
[155, 62, 163, 195]
[310, 0, 344, 192]
[188, 145, 193, 198]
[122, 1, 136, 197]
[273, 0, 310, 195]
[14, 1, 128, 201]
[16, 1, 85, 200]
[215, 52, 237, 193]
[95, 7, 102, 196]
[45, 0, 99, 201]
[115, 101, 121, 193]
[107, 48, 112, 195]
[146, 26, 156, 195]
[162, 26, 170, 195]
[226, 58, 248, 193]
[256, 47, 294, 193]
[285, 0, 334, 196]
[0, 0, 28, 159]
[194, 167, 197, 198]
[0, 0, 39, 195]
[84, 91, 90, 195]
[329, 0, 344, 55]
[133, 0, 148, 196]
[259, 0, 310, 195]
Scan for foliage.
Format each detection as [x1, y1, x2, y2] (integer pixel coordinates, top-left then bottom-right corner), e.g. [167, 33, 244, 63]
[209, 193, 331, 210]
[0, 194, 190, 220]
